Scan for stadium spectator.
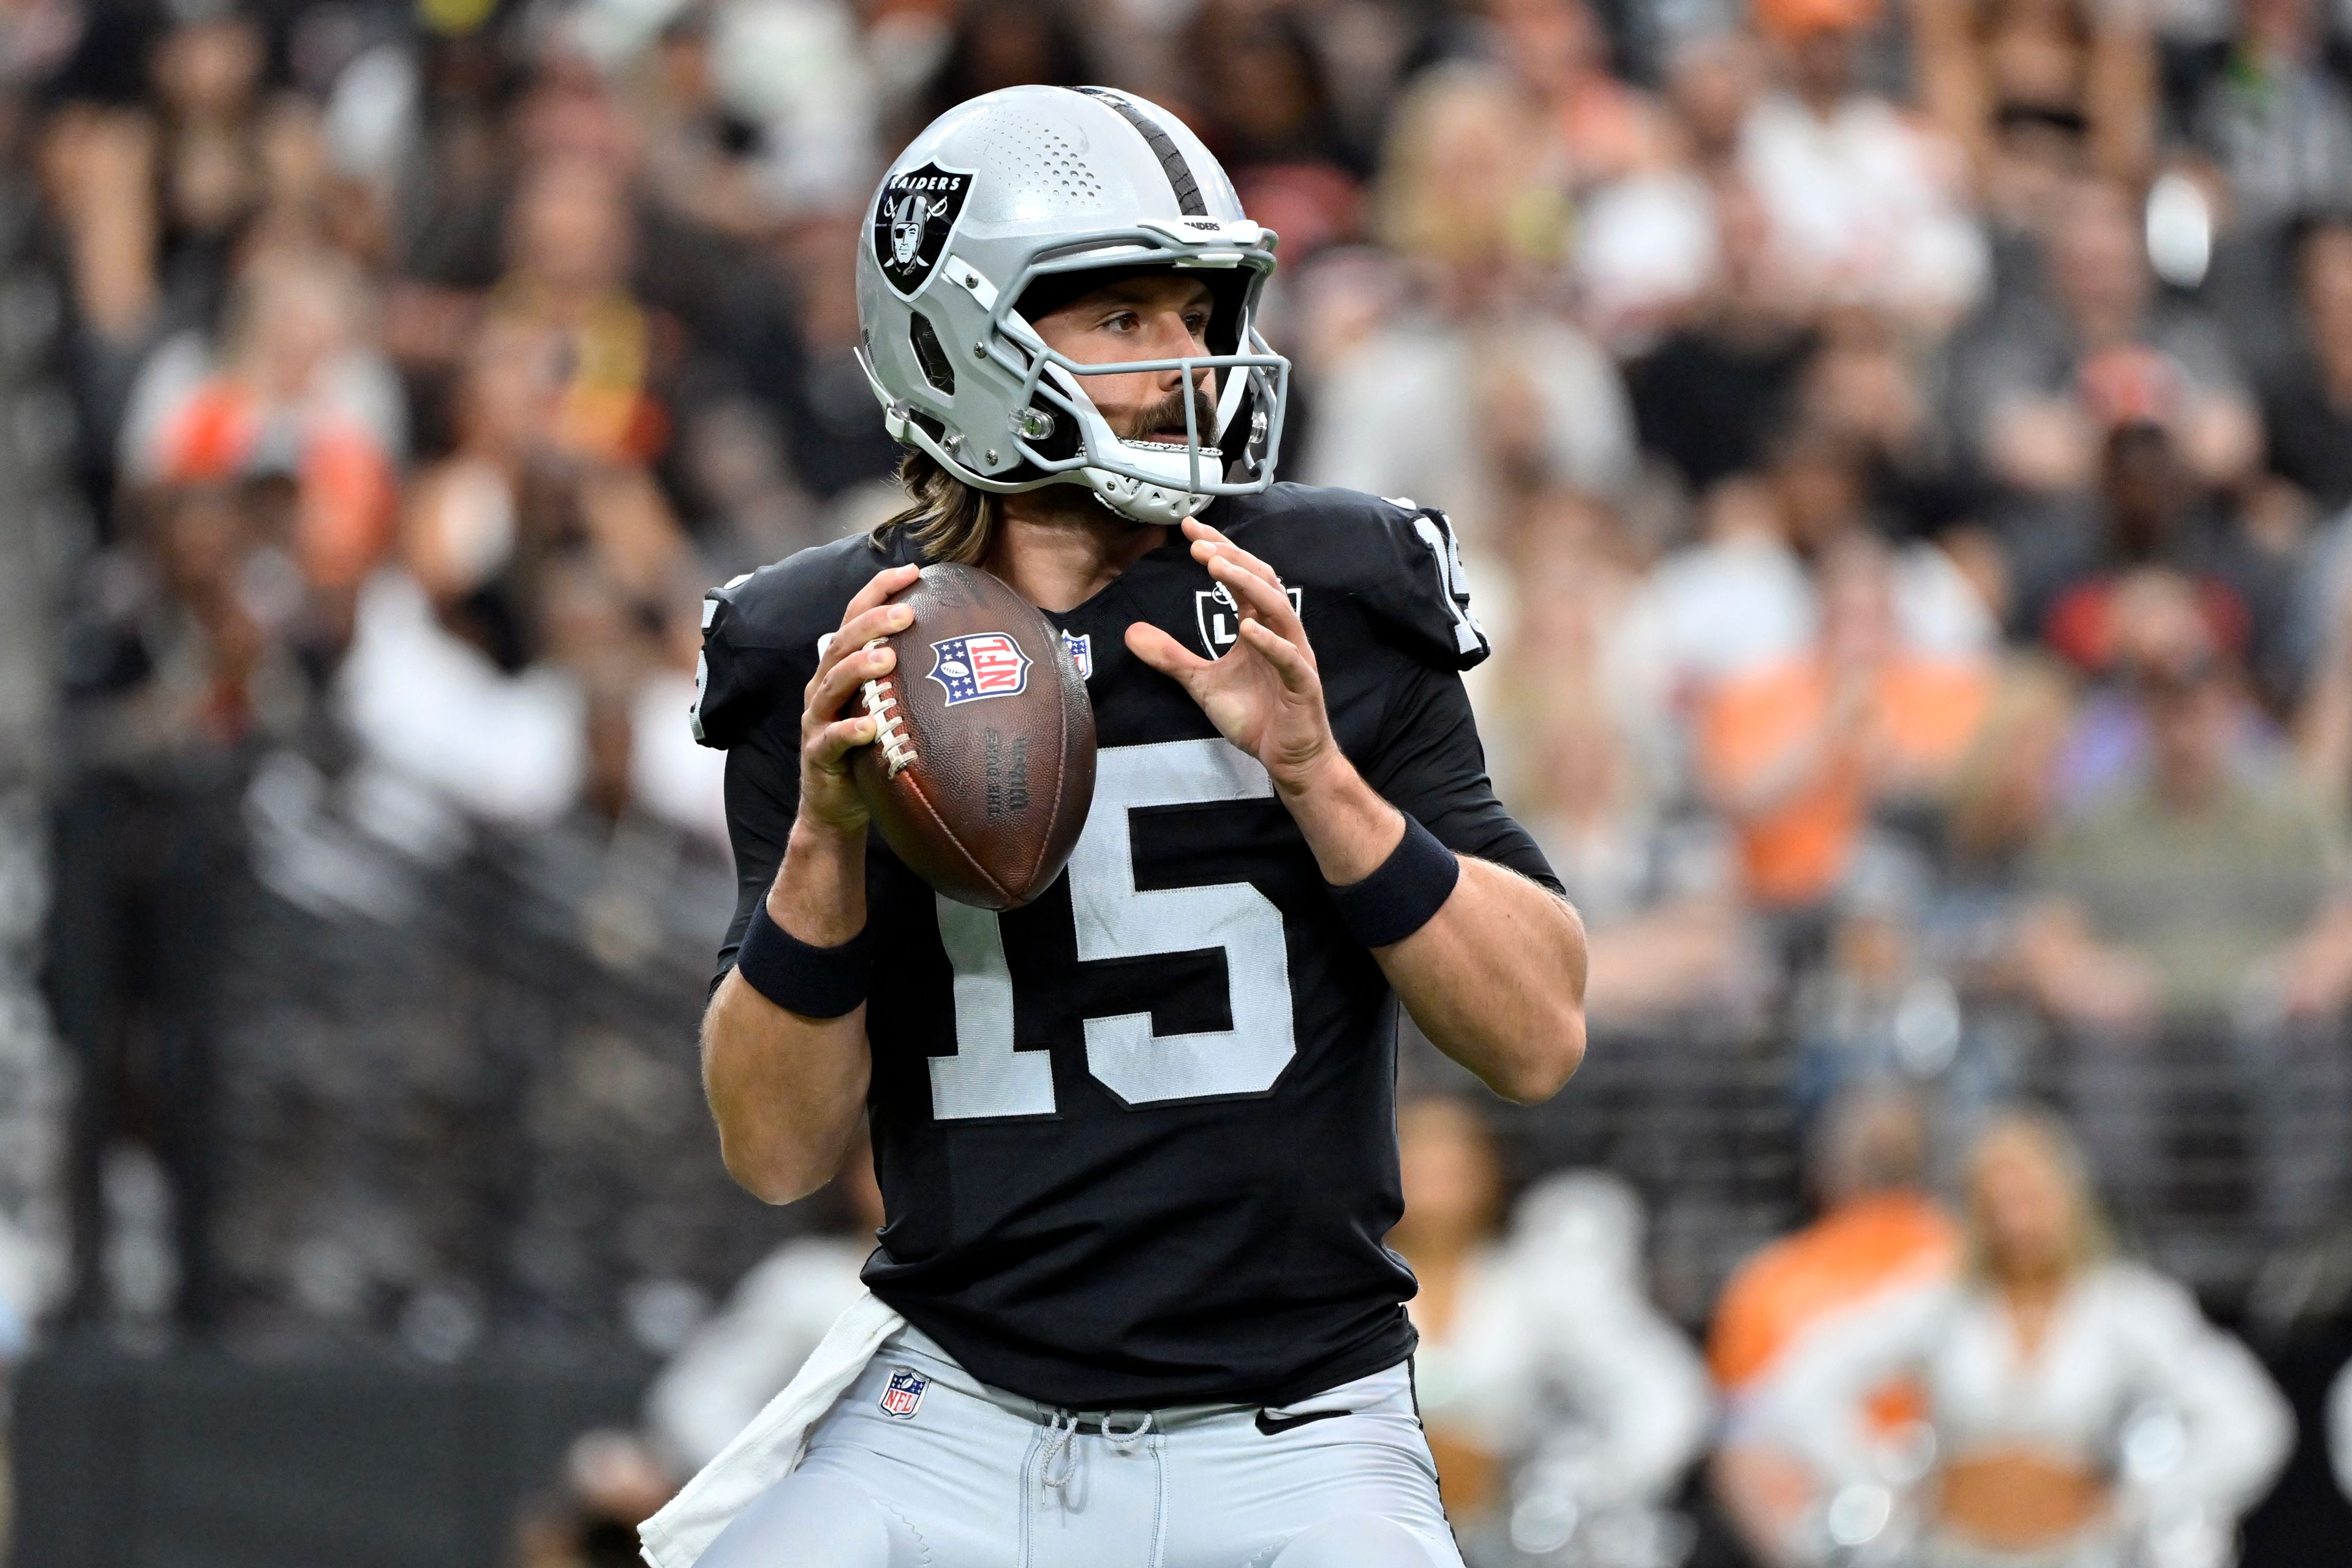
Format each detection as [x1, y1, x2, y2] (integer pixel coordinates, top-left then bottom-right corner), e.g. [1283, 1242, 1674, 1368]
[1490, 500, 1761, 1027]
[119, 246, 404, 601]
[2018, 420, 2297, 704]
[1951, 175, 2259, 502]
[1695, 508, 1993, 910]
[1624, 178, 1815, 496]
[484, 155, 669, 468]
[1187, 5, 1364, 262]
[1574, 31, 1776, 352]
[1390, 1095, 1711, 1562]
[2259, 214, 2352, 515]
[1708, 1085, 1961, 1567]
[1482, 0, 1676, 194]
[1303, 63, 1635, 545]
[2182, 0, 2352, 229]
[644, 1145, 882, 1477]
[1759, 1109, 2291, 1566]
[1741, 0, 1989, 328]
[1912, 0, 2157, 186]
[2018, 596, 2352, 1239]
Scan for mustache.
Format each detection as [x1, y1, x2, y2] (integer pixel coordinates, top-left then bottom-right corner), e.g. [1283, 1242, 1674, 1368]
[1121, 381, 1222, 445]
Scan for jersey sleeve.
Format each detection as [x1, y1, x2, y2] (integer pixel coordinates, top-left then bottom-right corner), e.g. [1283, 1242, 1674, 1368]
[1361, 662, 1561, 893]
[714, 721, 802, 995]
[1355, 500, 1492, 673]
[692, 533, 893, 992]
[692, 571, 799, 752]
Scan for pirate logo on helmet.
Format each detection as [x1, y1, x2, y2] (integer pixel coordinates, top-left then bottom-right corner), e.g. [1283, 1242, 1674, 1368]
[872, 162, 974, 299]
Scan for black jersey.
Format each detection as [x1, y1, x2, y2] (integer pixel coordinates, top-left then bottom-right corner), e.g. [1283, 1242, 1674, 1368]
[692, 482, 1559, 1410]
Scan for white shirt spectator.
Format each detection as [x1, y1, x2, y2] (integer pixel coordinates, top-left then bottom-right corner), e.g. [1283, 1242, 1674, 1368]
[1301, 312, 1637, 544]
[644, 1236, 870, 1476]
[1739, 91, 1988, 324]
[630, 671, 731, 849]
[1415, 1172, 1713, 1509]
[1761, 1262, 2291, 1543]
[338, 571, 586, 828]
[1640, 525, 1816, 688]
[1575, 167, 1720, 354]
[1640, 527, 1994, 693]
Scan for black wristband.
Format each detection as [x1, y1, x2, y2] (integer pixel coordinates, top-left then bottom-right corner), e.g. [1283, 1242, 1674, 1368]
[734, 900, 870, 1019]
[1328, 814, 1460, 949]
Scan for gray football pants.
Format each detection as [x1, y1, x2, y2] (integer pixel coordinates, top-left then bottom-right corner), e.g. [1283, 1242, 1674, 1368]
[695, 1324, 1465, 1568]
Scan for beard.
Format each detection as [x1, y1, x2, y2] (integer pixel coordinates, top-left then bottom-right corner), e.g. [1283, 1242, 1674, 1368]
[1119, 379, 1222, 449]
[1016, 380, 1223, 529]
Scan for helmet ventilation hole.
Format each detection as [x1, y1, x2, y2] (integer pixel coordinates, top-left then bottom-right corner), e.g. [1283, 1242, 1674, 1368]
[909, 312, 956, 395]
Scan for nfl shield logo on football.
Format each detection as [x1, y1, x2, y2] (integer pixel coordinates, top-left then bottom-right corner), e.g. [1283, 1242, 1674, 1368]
[1061, 630, 1092, 680]
[928, 633, 1030, 706]
[880, 1366, 929, 1419]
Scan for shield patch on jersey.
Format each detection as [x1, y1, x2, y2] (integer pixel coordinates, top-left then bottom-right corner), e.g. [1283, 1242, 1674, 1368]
[880, 1366, 929, 1419]
[1194, 582, 1303, 657]
[872, 161, 974, 298]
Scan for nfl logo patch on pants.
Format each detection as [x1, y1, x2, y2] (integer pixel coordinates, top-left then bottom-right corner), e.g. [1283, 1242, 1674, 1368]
[879, 1366, 929, 1419]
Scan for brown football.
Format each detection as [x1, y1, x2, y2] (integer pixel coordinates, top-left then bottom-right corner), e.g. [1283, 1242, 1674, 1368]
[849, 563, 1096, 910]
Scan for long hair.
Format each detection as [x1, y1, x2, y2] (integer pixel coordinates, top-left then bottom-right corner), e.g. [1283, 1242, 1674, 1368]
[873, 448, 998, 564]
[1961, 1106, 2115, 1285]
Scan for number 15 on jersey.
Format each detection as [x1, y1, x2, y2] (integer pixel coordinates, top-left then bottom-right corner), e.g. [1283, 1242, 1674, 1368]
[927, 737, 1300, 1118]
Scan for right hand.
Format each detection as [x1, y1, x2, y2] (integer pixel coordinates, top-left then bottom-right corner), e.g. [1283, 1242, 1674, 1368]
[2052, 944, 2162, 1031]
[797, 564, 922, 838]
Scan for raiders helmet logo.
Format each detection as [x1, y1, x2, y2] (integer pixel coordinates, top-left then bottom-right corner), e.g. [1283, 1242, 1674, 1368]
[872, 162, 974, 299]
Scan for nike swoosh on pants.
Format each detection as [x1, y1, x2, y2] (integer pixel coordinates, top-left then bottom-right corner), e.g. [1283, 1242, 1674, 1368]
[1254, 1407, 1351, 1436]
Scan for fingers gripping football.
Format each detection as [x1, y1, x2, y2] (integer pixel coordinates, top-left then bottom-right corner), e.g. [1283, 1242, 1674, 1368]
[799, 564, 921, 833]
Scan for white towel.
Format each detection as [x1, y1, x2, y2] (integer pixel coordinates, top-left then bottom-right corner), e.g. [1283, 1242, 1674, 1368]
[638, 1289, 907, 1568]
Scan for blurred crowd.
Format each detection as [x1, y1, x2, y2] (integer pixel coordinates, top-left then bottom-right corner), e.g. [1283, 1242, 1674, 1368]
[10, 0, 2352, 1561]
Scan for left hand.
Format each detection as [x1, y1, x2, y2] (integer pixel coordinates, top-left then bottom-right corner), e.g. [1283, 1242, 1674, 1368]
[2269, 927, 2352, 1021]
[1126, 518, 1336, 794]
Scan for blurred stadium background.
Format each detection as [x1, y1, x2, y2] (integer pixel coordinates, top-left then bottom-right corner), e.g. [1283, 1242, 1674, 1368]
[10, 0, 2352, 1562]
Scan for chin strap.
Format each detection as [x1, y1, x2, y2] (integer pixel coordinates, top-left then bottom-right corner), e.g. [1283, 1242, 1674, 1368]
[1085, 471, 1213, 525]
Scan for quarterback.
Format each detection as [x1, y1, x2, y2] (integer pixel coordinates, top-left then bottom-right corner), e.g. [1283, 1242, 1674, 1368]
[657, 84, 1589, 1568]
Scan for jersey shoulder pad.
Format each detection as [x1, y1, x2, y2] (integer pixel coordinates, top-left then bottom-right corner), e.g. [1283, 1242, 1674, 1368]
[692, 533, 899, 750]
[1227, 483, 1490, 672]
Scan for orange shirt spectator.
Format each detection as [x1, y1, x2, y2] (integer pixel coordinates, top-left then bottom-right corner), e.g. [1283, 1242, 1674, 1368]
[156, 379, 399, 592]
[1699, 653, 1991, 907]
[1710, 1188, 1959, 1415]
[124, 247, 405, 592]
[1696, 531, 1992, 907]
[1708, 1087, 1960, 1567]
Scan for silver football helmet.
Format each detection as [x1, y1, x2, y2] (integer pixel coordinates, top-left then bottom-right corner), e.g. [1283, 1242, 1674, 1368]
[853, 85, 1289, 526]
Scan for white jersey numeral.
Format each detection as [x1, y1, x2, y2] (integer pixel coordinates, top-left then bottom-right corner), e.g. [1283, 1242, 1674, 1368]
[1410, 511, 1485, 657]
[928, 895, 1055, 1118]
[926, 737, 1300, 1120]
[1071, 741, 1298, 1104]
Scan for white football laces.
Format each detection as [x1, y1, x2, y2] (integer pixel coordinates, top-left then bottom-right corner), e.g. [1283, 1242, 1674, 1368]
[861, 639, 917, 777]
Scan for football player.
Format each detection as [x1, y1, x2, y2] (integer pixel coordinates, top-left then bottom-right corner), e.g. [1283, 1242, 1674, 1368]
[668, 85, 1588, 1568]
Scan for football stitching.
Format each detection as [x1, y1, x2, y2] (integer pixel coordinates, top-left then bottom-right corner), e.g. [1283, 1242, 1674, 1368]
[897, 767, 1014, 907]
[862, 650, 918, 777]
[1017, 664, 1078, 892]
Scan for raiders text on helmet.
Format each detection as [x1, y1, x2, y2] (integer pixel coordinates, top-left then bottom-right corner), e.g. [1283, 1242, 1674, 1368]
[854, 85, 1289, 526]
